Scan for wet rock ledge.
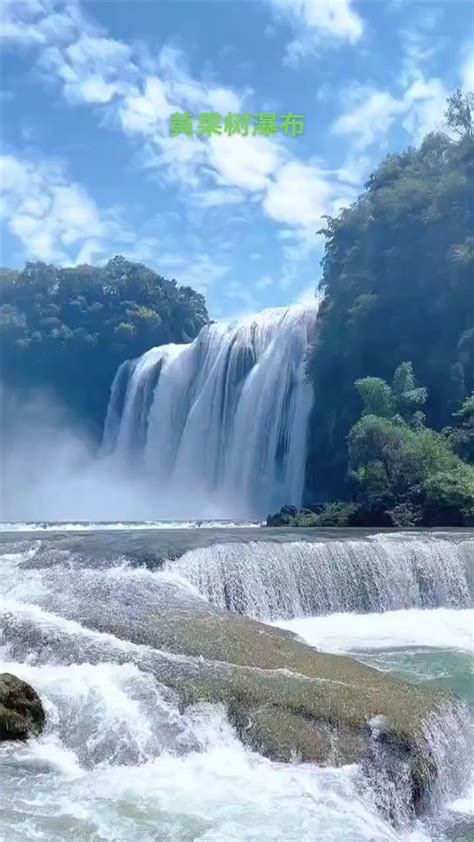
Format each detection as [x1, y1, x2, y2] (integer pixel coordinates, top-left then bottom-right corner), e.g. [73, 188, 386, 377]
[0, 673, 45, 741]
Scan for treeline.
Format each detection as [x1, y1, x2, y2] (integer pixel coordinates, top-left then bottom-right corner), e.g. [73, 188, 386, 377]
[304, 90, 474, 510]
[0, 256, 208, 431]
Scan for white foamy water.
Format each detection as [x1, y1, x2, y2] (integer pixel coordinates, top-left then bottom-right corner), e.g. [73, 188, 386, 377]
[0, 657, 431, 842]
[0, 520, 261, 532]
[168, 534, 473, 619]
[449, 780, 474, 814]
[275, 608, 474, 654]
[273, 606, 474, 836]
[1, 531, 472, 840]
[103, 304, 318, 518]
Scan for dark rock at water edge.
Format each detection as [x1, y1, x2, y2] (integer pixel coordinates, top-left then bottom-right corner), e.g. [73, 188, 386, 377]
[280, 505, 298, 517]
[267, 501, 417, 528]
[267, 501, 373, 527]
[0, 673, 45, 741]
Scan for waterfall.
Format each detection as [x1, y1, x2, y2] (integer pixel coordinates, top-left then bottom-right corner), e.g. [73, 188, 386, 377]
[102, 303, 319, 517]
[166, 533, 474, 619]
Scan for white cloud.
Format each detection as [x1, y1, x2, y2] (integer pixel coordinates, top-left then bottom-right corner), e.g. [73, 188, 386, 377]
[176, 256, 229, 294]
[401, 76, 446, 142]
[0, 0, 80, 46]
[0, 0, 290, 216]
[295, 283, 318, 304]
[256, 275, 274, 290]
[142, 134, 208, 190]
[264, 160, 334, 227]
[460, 45, 474, 90]
[268, 0, 365, 64]
[118, 76, 175, 133]
[331, 8, 453, 153]
[40, 34, 136, 105]
[332, 75, 447, 150]
[0, 0, 363, 296]
[224, 279, 259, 317]
[278, 226, 321, 266]
[0, 153, 127, 263]
[332, 88, 405, 150]
[208, 134, 285, 192]
[194, 188, 244, 208]
[399, 10, 445, 86]
[207, 87, 243, 114]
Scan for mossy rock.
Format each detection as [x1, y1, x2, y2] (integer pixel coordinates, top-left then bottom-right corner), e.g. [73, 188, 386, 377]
[89, 607, 450, 810]
[35, 576, 456, 814]
[0, 673, 45, 741]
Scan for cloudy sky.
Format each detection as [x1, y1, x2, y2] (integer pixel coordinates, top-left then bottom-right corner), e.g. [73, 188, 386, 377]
[1, 0, 473, 317]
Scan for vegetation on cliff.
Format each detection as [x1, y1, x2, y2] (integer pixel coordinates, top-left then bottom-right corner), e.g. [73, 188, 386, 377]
[306, 90, 474, 502]
[269, 362, 474, 527]
[0, 256, 208, 432]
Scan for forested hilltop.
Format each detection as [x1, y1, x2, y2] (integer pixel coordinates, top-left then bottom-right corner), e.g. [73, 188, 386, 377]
[0, 256, 208, 431]
[272, 91, 474, 527]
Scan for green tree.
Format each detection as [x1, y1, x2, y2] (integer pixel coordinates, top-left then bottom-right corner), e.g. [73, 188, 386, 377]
[445, 89, 474, 139]
[444, 392, 474, 462]
[392, 361, 428, 423]
[306, 93, 474, 501]
[355, 377, 395, 419]
[0, 257, 208, 434]
[348, 368, 474, 526]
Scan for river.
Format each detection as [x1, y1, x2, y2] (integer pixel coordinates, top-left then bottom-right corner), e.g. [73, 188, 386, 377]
[0, 525, 472, 841]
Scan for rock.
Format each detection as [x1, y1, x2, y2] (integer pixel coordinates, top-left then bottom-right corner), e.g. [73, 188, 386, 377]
[24, 574, 455, 815]
[266, 504, 297, 525]
[266, 511, 290, 526]
[229, 702, 332, 762]
[280, 505, 298, 517]
[0, 673, 45, 741]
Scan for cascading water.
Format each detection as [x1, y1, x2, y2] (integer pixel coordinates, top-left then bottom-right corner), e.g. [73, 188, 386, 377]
[1, 528, 473, 840]
[102, 303, 319, 518]
[167, 532, 474, 620]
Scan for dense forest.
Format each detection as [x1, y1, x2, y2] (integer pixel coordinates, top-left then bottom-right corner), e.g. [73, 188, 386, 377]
[0, 256, 208, 431]
[269, 361, 474, 527]
[304, 90, 474, 510]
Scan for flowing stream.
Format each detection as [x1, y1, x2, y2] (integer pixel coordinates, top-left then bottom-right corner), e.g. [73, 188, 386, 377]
[0, 527, 473, 841]
[167, 532, 474, 619]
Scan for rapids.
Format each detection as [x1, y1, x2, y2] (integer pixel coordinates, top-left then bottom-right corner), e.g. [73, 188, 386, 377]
[0, 526, 472, 841]
[167, 532, 473, 620]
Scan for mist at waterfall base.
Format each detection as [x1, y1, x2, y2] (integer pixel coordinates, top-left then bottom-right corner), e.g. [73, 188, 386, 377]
[0, 385, 158, 522]
[1, 304, 317, 522]
[1, 529, 473, 841]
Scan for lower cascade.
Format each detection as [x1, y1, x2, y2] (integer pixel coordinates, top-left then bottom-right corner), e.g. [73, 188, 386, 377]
[167, 532, 474, 619]
[102, 303, 319, 518]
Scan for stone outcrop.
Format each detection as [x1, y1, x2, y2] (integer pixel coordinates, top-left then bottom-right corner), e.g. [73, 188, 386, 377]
[33, 573, 453, 815]
[0, 673, 45, 741]
[12, 569, 460, 817]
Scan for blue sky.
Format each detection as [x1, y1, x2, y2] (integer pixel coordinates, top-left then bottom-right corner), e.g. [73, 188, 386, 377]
[1, 0, 473, 318]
